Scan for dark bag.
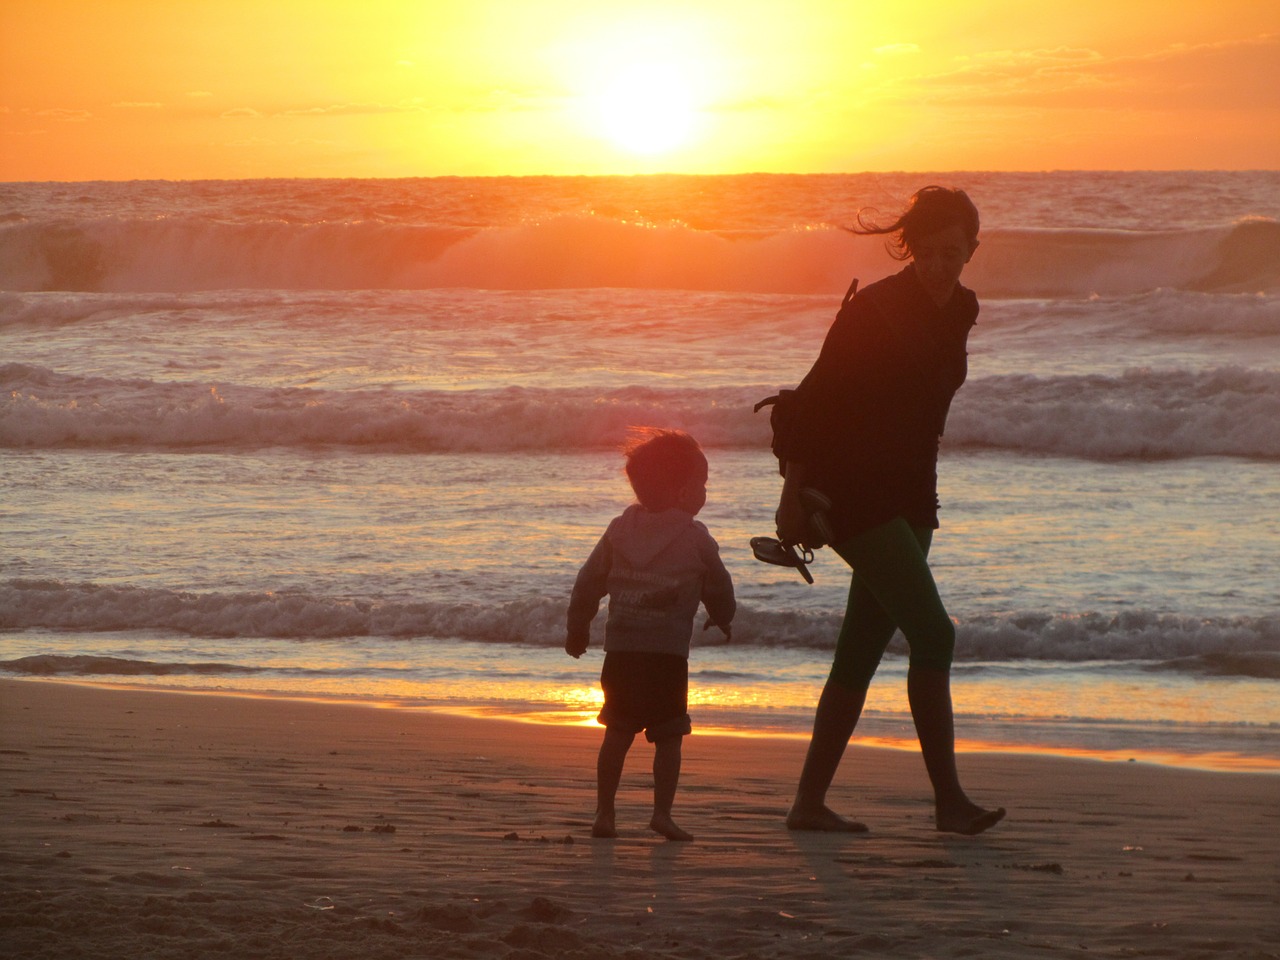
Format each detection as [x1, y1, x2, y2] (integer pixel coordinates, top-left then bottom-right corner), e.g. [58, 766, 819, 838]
[754, 277, 858, 476]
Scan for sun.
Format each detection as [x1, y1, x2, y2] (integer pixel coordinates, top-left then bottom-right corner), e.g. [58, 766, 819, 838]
[557, 15, 719, 161]
[593, 60, 700, 156]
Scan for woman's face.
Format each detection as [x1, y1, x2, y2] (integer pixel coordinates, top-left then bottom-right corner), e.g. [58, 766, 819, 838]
[908, 223, 978, 305]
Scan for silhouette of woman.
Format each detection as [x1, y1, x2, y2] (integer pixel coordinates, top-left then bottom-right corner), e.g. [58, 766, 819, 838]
[779, 186, 1006, 835]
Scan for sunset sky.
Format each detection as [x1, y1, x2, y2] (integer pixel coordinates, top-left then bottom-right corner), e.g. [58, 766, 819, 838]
[1, 0, 1277, 181]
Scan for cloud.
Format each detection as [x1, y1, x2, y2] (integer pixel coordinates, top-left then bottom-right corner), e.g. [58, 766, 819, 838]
[324, 90, 561, 115]
[34, 108, 93, 122]
[198, 86, 562, 125]
[712, 95, 791, 113]
[278, 101, 429, 117]
[1109, 34, 1280, 109]
[212, 99, 447, 120]
[462, 89, 559, 113]
[889, 33, 1280, 110]
[873, 43, 920, 57]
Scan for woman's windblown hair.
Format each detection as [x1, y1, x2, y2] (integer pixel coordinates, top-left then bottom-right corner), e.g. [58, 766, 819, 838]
[851, 186, 980, 261]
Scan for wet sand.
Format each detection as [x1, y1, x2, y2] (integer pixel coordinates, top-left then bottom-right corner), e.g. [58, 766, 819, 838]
[1, 678, 1277, 958]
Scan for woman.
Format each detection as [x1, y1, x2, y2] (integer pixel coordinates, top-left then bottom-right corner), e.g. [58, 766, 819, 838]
[779, 186, 1005, 835]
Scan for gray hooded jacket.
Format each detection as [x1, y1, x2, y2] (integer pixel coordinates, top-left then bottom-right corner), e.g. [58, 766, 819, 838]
[567, 504, 735, 657]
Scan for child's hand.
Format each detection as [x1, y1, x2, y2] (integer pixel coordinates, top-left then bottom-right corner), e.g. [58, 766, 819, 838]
[703, 618, 731, 642]
[565, 634, 589, 659]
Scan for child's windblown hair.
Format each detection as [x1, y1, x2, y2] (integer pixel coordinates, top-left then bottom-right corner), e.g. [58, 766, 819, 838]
[623, 428, 708, 511]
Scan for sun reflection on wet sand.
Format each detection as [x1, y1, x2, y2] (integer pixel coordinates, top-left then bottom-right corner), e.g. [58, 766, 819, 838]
[426, 700, 1280, 775]
[37, 673, 1280, 776]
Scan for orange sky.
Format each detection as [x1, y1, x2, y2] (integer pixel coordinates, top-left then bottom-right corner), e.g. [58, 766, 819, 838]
[1, 0, 1277, 180]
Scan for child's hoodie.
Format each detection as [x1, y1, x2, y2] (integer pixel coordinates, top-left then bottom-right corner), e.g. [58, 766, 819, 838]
[567, 504, 735, 657]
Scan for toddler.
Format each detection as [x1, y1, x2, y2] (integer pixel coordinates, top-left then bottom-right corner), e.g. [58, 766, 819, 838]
[566, 429, 734, 841]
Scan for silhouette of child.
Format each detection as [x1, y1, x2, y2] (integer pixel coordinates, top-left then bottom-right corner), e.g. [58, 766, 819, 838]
[566, 428, 735, 841]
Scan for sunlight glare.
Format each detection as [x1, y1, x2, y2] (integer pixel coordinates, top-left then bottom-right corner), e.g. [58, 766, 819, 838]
[558, 14, 720, 161]
[594, 60, 699, 156]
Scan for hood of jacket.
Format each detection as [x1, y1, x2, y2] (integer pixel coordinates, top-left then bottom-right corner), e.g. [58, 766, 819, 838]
[608, 504, 700, 569]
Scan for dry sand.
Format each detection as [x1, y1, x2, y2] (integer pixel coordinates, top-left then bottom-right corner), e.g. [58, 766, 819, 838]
[1, 678, 1277, 959]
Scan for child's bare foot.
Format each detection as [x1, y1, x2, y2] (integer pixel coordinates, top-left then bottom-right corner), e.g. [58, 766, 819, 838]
[649, 812, 693, 842]
[786, 803, 869, 833]
[936, 802, 1006, 836]
[591, 811, 618, 839]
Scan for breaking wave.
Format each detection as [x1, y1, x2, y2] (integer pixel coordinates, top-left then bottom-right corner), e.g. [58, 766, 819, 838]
[3, 579, 1277, 676]
[1, 216, 1276, 297]
[4, 362, 1278, 460]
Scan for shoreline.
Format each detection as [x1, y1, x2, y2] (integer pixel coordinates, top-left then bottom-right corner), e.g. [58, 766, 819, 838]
[3, 678, 1279, 958]
[8, 675, 1279, 776]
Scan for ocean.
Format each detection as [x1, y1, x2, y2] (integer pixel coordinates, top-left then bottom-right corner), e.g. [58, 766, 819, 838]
[2, 171, 1277, 773]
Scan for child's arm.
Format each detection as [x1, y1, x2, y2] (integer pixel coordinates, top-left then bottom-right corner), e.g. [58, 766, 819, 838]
[698, 529, 736, 642]
[702, 617, 731, 642]
[566, 531, 612, 659]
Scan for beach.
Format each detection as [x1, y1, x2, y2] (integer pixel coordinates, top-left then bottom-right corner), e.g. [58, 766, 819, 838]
[2, 679, 1277, 959]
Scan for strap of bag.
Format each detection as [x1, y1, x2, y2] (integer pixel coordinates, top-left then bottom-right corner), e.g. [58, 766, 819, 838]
[840, 277, 860, 310]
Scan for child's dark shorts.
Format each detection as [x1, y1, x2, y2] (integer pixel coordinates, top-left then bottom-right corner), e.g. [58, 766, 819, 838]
[598, 651, 691, 743]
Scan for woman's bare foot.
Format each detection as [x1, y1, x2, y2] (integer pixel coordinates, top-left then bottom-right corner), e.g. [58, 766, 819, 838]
[786, 804, 869, 833]
[650, 812, 694, 842]
[591, 811, 618, 839]
[936, 802, 1006, 836]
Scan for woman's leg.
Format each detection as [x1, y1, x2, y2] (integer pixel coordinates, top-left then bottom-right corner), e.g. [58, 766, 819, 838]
[787, 568, 898, 831]
[794, 518, 1003, 833]
[786, 679, 871, 831]
[907, 666, 1005, 834]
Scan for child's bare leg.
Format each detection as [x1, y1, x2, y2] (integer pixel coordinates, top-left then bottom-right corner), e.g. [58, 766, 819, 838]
[594, 726, 634, 838]
[649, 735, 693, 841]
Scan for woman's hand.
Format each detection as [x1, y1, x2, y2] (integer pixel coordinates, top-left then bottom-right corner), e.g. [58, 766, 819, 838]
[775, 461, 813, 545]
[775, 487, 810, 545]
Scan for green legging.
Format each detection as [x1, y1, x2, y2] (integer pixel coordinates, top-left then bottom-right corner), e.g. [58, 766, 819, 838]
[828, 517, 956, 690]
